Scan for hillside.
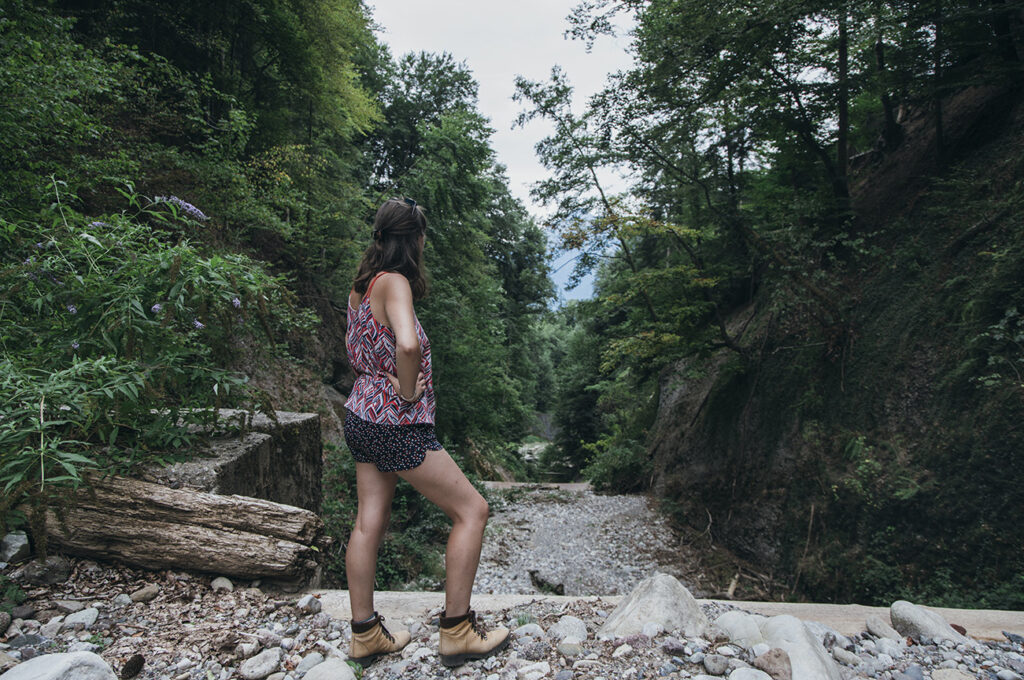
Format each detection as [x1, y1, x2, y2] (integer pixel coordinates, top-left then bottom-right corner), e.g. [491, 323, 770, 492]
[648, 84, 1024, 609]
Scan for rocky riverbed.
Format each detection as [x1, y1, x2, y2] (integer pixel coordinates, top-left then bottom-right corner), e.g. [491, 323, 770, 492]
[2, 552, 1024, 680]
[476, 485, 711, 598]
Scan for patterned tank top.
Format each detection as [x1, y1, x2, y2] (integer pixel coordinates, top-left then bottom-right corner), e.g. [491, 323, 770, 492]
[344, 271, 436, 425]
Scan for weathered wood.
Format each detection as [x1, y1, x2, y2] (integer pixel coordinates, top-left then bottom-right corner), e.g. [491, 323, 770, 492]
[38, 473, 328, 584]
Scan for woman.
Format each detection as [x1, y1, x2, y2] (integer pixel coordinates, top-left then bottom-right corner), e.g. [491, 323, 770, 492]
[342, 197, 510, 668]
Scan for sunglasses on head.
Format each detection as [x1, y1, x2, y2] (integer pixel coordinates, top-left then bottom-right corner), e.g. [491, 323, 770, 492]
[393, 197, 417, 215]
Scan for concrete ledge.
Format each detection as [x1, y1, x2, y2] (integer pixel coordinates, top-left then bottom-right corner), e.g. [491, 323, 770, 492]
[139, 409, 322, 512]
[305, 590, 1024, 641]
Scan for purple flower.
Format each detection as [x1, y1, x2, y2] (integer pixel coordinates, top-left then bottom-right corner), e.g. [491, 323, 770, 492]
[89, 221, 107, 227]
[193, 319, 205, 329]
[232, 297, 241, 308]
[35, 242, 44, 249]
[23, 257, 32, 265]
[151, 303, 162, 313]
[155, 195, 209, 221]
[71, 341, 79, 350]
[67, 304, 77, 315]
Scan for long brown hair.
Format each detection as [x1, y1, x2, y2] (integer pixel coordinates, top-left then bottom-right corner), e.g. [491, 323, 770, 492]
[353, 198, 429, 299]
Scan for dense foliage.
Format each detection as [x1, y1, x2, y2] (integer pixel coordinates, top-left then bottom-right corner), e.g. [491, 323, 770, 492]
[531, 0, 1024, 606]
[0, 0, 552, 585]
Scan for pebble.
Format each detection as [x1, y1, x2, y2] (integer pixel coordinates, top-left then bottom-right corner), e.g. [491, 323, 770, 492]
[211, 576, 234, 592]
[130, 583, 160, 602]
[62, 607, 98, 629]
[296, 594, 321, 615]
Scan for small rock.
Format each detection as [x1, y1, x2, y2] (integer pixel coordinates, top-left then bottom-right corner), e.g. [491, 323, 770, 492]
[7, 634, 45, 649]
[62, 607, 99, 630]
[130, 584, 160, 603]
[662, 636, 687, 655]
[898, 665, 926, 680]
[554, 671, 574, 680]
[751, 643, 770, 657]
[549, 616, 587, 641]
[557, 642, 584, 658]
[39, 617, 64, 638]
[303, 657, 356, 680]
[121, 653, 145, 679]
[931, 670, 975, 680]
[997, 671, 1024, 680]
[0, 612, 11, 635]
[728, 670, 772, 680]
[517, 661, 551, 680]
[239, 648, 282, 680]
[520, 640, 551, 661]
[111, 594, 133, 607]
[67, 641, 102, 653]
[296, 594, 321, 615]
[10, 555, 70, 585]
[53, 600, 85, 614]
[718, 645, 738, 656]
[0, 532, 30, 563]
[11, 605, 35, 620]
[832, 646, 861, 666]
[752, 648, 792, 680]
[0, 653, 17, 672]
[295, 652, 324, 674]
[612, 643, 633, 658]
[211, 576, 234, 592]
[704, 653, 730, 675]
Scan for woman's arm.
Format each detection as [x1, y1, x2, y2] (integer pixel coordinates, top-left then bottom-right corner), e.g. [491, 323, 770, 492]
[381, 273, 425, 401]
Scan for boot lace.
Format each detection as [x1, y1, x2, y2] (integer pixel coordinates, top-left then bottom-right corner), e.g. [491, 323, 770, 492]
[377, 615, 395, 643]
[469, 611, 488, 640]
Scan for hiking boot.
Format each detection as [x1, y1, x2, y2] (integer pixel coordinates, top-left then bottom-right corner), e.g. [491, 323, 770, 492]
[438, 609, 510, 667]
[348, 612, 411, 667]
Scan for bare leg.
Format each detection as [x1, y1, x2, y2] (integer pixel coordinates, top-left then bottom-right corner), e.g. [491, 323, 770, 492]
[347, 462, 398, 622]
[398, 448, 488, 617]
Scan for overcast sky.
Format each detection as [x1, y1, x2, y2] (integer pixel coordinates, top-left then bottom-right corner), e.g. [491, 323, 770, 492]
[367, 1, 636, 302]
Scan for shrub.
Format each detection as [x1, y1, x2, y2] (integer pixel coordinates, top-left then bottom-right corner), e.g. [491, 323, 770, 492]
[0, 181, 315, 551]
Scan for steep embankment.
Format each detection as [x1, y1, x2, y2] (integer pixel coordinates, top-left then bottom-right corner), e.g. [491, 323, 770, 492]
[649, 86, 1024, 608]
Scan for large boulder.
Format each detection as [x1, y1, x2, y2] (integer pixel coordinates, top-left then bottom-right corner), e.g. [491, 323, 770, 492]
[0, 652, 116, 680]
[889, 601, 970, 645]
[758, 615, 841, 680]
[597, 572, 708, 639]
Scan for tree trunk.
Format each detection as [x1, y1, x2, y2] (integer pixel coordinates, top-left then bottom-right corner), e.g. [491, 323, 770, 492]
[36, 473, 329, 587]
[837, 9, 850, 186]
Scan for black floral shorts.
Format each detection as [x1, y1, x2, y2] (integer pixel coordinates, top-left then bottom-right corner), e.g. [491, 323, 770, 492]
[343, 408, 442, 472]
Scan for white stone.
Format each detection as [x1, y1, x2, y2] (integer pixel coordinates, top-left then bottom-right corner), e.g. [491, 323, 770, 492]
[303, 657, 356, 680]
[296, 594, 321, 614]
[718, 645, 738, 656]
[39, 617, 64, 638]
[597, 572, 708, 639]
[513, 623, 546, 638]
[0, 651, 116, 680]
[211, 576, 234, 592]
[728, 670, 772, 680]
[866, 614, 903, 641]
[758, 615, 841, 680]
[295, 651, 324, 674]
[239, 648, 281, 680]
[62, 607, 99, 629]
[612, 643, 633, 658]
[751, 643, 770, 657]
[0, 533, 30, 563]
[890, 601, 971, 645]
[711, 610, 767, 649]
[517, 661, 551, 679]
[875, 637, 905, 658]
[832, 646, 862, 666]
[931, 670, 975, 680]
[549, 616, 587, 641]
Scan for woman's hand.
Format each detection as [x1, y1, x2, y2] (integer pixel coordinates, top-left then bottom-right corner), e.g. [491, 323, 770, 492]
[386, 371, 426, 403]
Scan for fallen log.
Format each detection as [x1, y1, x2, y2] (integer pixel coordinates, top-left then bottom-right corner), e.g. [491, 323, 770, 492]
[37, 473, 329, 588]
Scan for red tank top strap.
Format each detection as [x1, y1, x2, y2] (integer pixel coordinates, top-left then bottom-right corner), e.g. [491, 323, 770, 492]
[364, 270, 389, 301]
